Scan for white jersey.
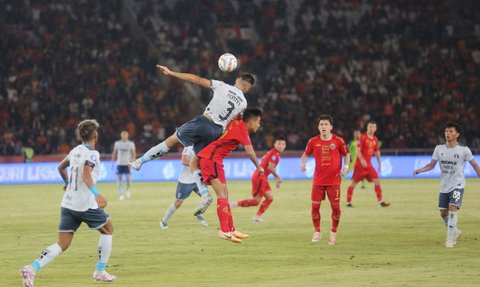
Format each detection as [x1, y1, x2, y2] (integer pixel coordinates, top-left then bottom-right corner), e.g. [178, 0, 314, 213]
[113, 140, 135, 165]
[432, 143, 474, 193]
[204, 79, 247, 131]
[178, 146, 195, 184]
[61, 145, 101, 212]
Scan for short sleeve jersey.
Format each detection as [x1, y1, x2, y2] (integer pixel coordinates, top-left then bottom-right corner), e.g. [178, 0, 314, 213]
[254, 148, 280, 178]
[304, 134, 349, 186]
[113, 140, 135, 165]
[178, 146, 195, 184]
[61, 145, 100, 212]
[356, 133, 379, 167]
[198, 120, 252, 164]
[204, 80, 247, 131]
[432, 144, 474, 193]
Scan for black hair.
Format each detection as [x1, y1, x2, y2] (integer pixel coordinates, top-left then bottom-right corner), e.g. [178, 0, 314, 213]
[243, 108, 263, 121]
[239, 73, 255, 86]
[317, 114, 334, 125]
[445, 122, 463, 138]
[368, 120, 377, 125]
[78, 119, 99, 141]
[275, 135, 287, 142]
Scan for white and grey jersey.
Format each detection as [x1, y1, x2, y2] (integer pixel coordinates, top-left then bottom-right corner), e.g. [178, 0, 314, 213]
[178, 146, 195, 184]
[61, 145, 100, 212]
[114, 140, 135, 165]
[432, 144, 474, 193]
[204, 79, 247, 131]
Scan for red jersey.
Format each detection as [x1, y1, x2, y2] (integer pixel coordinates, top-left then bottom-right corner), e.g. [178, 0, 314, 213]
[355, 133, 379, 167]
[197, 120, 252, 163]
[304, 134, 349, 186]
[254, 147, 281, 178]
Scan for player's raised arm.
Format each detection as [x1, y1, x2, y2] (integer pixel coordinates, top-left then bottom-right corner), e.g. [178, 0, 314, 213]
[244, 145, 264, 174]
[413, 159, 437, 176]
[156, 65, 210, 89]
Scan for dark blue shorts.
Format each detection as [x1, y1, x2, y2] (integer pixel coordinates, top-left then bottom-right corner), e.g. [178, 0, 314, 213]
[58, 207, 109, 232]
[175, 182, 201, 200]
[176, 115, 223, 154]
[438, 188, 464, 210]
[116, 165, 130, 175]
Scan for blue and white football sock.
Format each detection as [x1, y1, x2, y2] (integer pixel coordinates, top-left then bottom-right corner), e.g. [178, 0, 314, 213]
[31, 243, 63, 272]
[447, 211, 457, 240]
[140, 142, 169, 163]
[162, 203, 177, 223]
[96, 234, 112, 272]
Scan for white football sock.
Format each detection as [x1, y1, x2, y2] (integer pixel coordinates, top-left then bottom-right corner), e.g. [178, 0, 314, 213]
[96, 234, 112, 271]
[117, 181, 123, 195]
[162, 203, 177, 223]
[193, 169, 208, 194]
[32, 243, 63, 271]
[442, 215, 448, 226]
[141, 142, 169, 163]
[447, 211, 457, 240]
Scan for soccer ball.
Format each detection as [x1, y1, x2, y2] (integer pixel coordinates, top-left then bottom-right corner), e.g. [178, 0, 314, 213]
[218, 53, 237, 72]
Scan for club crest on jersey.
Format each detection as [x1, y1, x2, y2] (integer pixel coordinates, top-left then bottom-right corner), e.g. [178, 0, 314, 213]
[330, 143, 336, 150]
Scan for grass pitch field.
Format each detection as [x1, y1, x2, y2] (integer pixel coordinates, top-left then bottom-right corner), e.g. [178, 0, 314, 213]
[1, 179, 479, 287]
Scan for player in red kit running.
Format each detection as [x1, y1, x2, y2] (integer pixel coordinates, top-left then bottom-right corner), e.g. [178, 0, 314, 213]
[300, 115, 350, 245]
[346, 121, 390, 207]
[231, 136, 287, 222]
[197, 108, 264, 243]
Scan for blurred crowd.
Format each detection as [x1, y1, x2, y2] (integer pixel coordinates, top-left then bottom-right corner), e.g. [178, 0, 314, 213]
[1, 0, 479, 156]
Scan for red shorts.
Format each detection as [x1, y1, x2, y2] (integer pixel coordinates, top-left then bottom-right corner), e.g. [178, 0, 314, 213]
[251, 174, 271, 198]
[352, 165, 379, 182]
[199, 158, 226, 185]
[311, 185, 341, 204]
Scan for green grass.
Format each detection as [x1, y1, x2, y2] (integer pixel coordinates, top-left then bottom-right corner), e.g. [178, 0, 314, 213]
[1, 178, 479, 287]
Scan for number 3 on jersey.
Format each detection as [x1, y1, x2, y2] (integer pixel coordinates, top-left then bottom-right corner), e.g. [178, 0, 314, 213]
[219, 101, 235, 121]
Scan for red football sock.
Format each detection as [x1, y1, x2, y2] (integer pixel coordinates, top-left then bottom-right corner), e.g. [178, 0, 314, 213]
[311, 203, 321, 232]
[256, 198, 273, 216]
[331, 203, 341, 232]
[374, 185, 383, 202]
[217, 198, 230, 232]
[346, 186, 354, 203]
[227, 203, 235, 231]
[237, 199, 260, 207]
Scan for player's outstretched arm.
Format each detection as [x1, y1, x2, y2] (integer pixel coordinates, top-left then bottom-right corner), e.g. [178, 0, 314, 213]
[469, 159, 480, 177]
[244, 145, 264, 174]
[413, 160, 437, 176]
[156, 65, 210, 89]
